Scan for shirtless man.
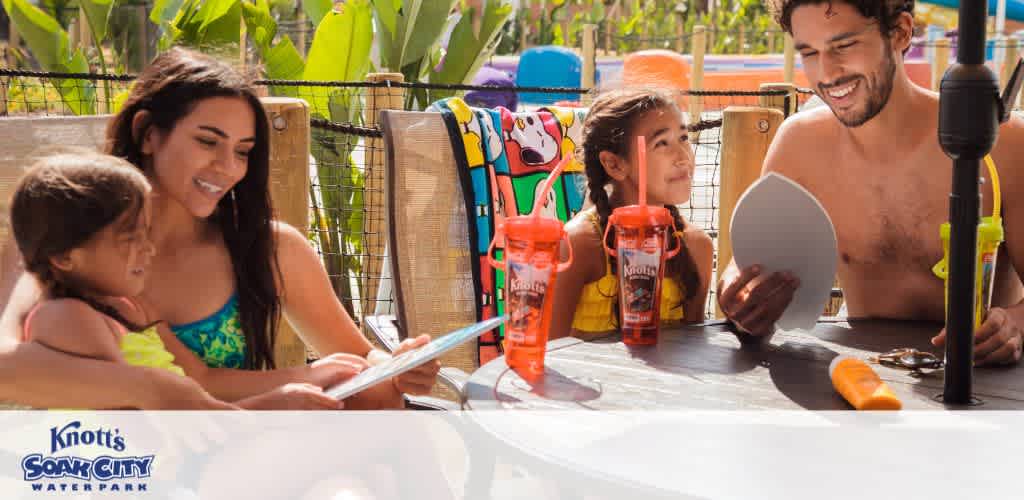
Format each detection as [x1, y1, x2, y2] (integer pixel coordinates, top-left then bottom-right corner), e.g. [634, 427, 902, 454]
[717, 0, 1024, 365]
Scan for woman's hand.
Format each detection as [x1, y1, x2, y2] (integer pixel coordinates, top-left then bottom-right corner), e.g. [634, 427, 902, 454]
[237, 383, 346, 410]
[302, 353, 369, 388]
[390, 335, 440, 395]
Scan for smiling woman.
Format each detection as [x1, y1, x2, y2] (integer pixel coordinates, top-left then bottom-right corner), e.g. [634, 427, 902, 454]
[0, 47, 440, 410]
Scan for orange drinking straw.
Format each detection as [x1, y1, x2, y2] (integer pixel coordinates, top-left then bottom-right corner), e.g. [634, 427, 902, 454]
[637, 136, 647, 207]
[532, 152, 574, 218]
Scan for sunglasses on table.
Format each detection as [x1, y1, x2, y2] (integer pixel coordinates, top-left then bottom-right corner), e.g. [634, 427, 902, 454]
[869, 348, 944, 377]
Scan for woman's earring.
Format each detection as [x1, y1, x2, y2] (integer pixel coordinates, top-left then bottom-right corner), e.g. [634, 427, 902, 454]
[231, 189, 240, 224]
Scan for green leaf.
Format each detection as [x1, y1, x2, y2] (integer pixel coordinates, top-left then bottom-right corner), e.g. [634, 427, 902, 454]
[242, 0, 304, 96]
[306, 1, 373, 82]
[194, 0, 242, 46]
[303, 0, 373, 116]
[241, 0, 276, 48]
[150, 0, 185, 25]
[432, 0, 512, 90]
[371, 0, 401, 38]
[195, 0, 240, 34]
[303, 0, 333, 27]
[396, 0, 457, 70]
[79, 0, 114, 42]
[265, 36, 305, 80]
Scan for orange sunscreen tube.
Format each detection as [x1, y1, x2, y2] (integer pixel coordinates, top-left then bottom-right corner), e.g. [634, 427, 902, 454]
[829, 356, 902, 410]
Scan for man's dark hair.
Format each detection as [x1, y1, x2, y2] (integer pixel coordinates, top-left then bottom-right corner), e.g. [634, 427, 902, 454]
[767, 0, 915, 39]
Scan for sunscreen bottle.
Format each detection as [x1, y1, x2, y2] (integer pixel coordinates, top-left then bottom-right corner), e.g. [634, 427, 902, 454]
[829, 356, 902, 410]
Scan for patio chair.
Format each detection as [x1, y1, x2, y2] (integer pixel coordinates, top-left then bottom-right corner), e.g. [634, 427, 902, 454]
[370, 110, 479, 403]
[0, 115, 110, 287]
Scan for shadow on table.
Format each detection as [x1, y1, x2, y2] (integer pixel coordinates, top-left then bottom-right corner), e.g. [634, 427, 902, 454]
[488, 366, 603, 409]
[765, 339, 850, 410]
[812, 319, 942, 354]
[622, 323, 764, 376]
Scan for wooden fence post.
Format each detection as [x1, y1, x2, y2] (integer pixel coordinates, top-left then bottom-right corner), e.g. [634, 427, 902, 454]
[520, 15, 529, 53]
[933, 38, 951, 92]
[758, 82, 797, 116]
[262, 97, 312, 367]
[77, 7, 93, 50]
[716, 106, 784, 318]
[7, 18, 18, 68]
[767, 30, 776, 54]
[136, 4, 149, 70]
[1001, 37, 1019, 91]
[1, 22, 12, 117]
[297, 10, 308, 57]
[738, 28, 746, 55]
[675, 12, 685, 53]
[239, 17, 248, 69]
[362, 73, 404, 322]
[783, 33, 795, 83]
[582, 24, 597, 104]
[689, 25, 707, 140]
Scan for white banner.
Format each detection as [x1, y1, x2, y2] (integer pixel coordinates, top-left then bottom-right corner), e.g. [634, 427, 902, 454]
[0, 411, 1021, 499]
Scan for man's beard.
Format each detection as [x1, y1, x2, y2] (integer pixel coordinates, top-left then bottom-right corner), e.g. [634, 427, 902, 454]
[820, 45, 898, 128]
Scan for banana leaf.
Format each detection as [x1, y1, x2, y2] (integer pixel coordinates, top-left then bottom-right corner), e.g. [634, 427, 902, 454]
[155, 0, 242, 52]
[427, 0, 512, 103]
[303, 0, 373, 117]
[79, 0, 115, 42]
[376, 0, 457, 75]
[242, 0, 304, 96]
[302, 0, 332, 27]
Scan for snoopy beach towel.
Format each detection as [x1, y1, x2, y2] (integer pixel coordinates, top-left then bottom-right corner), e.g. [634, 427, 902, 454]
[432, 98, 588, 364]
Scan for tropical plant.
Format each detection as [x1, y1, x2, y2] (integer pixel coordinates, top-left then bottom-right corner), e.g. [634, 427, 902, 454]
[150, 0, 243, 56]
[243, 0, 373, 314]
[373, 0, 513, 109]
[1, 0, 111, 114]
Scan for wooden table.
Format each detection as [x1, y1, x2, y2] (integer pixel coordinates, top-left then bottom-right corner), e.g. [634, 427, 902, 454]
[464, 320, 1024, 410]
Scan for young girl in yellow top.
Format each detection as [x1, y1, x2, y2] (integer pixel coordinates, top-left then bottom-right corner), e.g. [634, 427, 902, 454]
[550, 88, 714, 338]
[13, 152, 365, 409]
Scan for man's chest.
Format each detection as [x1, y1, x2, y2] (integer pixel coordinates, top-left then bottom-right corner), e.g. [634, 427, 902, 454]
[802, 151, 955, 272]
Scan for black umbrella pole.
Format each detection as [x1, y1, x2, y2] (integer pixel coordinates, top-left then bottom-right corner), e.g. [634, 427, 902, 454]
[943, 159, 980, 404]
[937, 0, 1000, 404]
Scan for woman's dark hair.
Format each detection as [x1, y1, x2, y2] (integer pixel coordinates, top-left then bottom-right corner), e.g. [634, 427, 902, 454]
[106, 47, 280, 370]
[11, 152, 151, 330]
[582, 87, 701, 317]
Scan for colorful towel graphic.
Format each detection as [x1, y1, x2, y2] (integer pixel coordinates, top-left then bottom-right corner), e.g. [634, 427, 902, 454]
[431, 98, 588, 365]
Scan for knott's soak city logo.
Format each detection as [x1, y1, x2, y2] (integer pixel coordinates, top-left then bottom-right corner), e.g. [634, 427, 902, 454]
[20, 421, 154, 493]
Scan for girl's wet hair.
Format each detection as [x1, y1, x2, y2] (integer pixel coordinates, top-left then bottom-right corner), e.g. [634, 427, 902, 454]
[582, 87, 701, 315]
[11, 151, 151, 329]
[105, 47, 280, 369]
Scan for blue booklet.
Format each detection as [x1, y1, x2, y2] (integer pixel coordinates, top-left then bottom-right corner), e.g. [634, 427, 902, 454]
[326, 315, 508, 400]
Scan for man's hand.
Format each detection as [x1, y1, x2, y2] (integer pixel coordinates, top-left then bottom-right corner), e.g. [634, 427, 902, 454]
[931, 308, 1024, 365]
[717, 264, 800, 338]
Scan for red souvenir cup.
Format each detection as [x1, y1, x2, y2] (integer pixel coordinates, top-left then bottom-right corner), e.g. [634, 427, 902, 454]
[488, 216, 574, 377]
[603, 205, 682, 345]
